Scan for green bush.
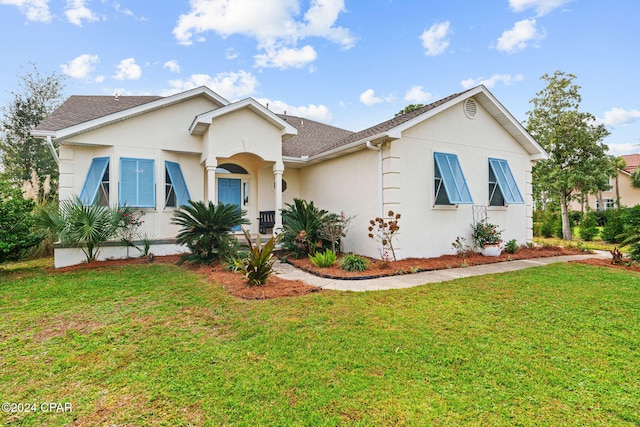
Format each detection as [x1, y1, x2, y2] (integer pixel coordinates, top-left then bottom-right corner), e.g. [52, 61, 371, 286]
[242, 229, 280, 286]
[281, 199, 332, 257]
[600, 209, 625, 243]
[0, 181, 43, 263]
[172, 200, 249, 264]
[579, 212, 599, 241]
[538, 210, 558, 238]
[309, 248, 337, 268]
[504, 239, 518, 254]
[340, 253, 369, 272]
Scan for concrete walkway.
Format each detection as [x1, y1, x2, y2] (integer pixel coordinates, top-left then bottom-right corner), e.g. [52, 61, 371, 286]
[274, 252, 610, 292]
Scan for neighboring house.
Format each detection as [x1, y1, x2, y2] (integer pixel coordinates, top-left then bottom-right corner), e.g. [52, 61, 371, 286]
[571, 154, 640, 211]
[32, 85, 547, 268]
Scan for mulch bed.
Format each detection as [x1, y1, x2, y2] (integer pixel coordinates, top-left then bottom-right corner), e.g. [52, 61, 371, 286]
[49, 246, 633, 300]
[287, 246, 589, 279]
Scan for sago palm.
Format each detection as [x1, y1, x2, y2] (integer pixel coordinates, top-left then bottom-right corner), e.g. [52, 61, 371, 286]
[172, 200, 249, 264]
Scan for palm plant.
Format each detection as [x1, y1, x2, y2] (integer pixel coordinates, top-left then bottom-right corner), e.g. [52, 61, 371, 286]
[172, 200, 249, 264]
[280, 198, 331, 257]
[38, 196, 123, 263]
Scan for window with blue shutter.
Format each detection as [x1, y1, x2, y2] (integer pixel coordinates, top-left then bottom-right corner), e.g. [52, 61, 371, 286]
[119, 158, 155, 208]
[488, 158, 524, 205]
[79, 157, 109, 206]
[434, 152, 474, 205]
[165, 161, 191, 208]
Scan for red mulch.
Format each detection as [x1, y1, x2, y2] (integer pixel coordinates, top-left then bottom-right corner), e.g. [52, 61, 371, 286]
[288, 246, 589, 279]
[49, 246, 633, 300]
[570, 257, 640, 273]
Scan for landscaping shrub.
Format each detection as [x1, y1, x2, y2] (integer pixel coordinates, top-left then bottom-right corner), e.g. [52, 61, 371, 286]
[368, 210, 401, 261]
[591, 210, 607, 226]
[242, 228, 280, 286]
[280, 199, 332, 257]
[0, 180, 43, 263]
[340, 253, 369, 272]
[172, 200, 248, 264]
[309, 248, 337, 268]
[37, 197, 130, 263]
[537, 210, 557, 238]
[600, 209, 626, 243]
[579, 212, 599, 241]
[504, 239, 518, 254]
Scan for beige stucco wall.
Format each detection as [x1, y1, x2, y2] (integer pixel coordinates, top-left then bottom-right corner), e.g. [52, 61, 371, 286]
[570, 171, 640, 210]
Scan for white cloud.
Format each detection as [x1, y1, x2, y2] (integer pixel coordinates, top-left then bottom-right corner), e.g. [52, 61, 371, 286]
[597, 108, 640, 128]
[509, 0, 573, 16]
[114, 58, 142, 80]
[163, 60, 181, 73]
[172, 0, 355, 69]
[257, 98, 332, 123]
[0, 0, 52, 22]
[606, 143, 640, 156]
[420, 21, 451, 56]
[404, 86, 432, 103]
[359, 89, 382, 106]
[225, 47, 239, 60]
[65, 0, 98, 26]
[460, 73, 524, 89]
[254, 44, 317, 69]
[496, 19, 545, 53]
[61, 53, 99, 79]
[164, 70, 258, 100]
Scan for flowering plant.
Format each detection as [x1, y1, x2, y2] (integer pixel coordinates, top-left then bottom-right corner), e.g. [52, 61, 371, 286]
[471, 219, 502, 248]
[115, 208, 145, 256]
[368, 210, 401, 261]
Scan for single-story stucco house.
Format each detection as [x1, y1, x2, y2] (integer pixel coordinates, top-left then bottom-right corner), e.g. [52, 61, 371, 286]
[32, 85, 547, 268]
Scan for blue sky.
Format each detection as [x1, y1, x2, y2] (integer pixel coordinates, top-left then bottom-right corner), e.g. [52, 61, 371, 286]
[1, 0, 639, 155]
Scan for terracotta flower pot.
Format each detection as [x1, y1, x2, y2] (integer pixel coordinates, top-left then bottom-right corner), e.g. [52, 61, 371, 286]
[481, 244, 502, 257]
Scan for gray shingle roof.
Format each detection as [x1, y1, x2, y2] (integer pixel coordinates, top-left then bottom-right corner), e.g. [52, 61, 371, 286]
[34, 95, 163, 132]
[278, 114, 354, 157]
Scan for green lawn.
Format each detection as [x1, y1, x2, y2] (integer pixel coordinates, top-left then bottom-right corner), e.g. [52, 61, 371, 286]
[1, 258, 639, 426]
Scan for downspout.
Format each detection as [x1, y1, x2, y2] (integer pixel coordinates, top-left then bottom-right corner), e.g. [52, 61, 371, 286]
[46, 135, 60, 166]
[366, 141, 383, 218]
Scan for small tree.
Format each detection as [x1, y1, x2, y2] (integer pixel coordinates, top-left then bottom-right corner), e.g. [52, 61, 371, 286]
[318, 212, 353, 253]
[0, 64, 66, 196]
[0, 180, 43, 263]
[527, 71, 611, 240]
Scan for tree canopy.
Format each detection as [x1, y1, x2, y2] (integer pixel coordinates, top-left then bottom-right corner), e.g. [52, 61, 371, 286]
[395, 104, 424, 117]
[0, 64, 66, 197]
[526, 70, 611, 240]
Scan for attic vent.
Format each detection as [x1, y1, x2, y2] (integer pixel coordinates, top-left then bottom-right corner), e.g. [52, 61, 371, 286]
[463, 99, 477, 119]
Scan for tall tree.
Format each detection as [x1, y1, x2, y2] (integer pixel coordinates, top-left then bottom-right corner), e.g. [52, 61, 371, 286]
[526, 71, 610, 240]
[612, 155, 626, 207]
[0, 64, 66, 196]
[395, 104, 424, 117]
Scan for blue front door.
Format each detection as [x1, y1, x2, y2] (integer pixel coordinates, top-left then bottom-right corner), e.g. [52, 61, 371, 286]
[218, 178, 242, 231]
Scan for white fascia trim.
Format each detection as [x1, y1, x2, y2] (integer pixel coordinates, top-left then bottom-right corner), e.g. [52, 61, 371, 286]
[35, 86, 229, 141]
[189, 97, 297, 136]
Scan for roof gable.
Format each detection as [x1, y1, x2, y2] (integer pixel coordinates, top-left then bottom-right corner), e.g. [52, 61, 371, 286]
[621, 153, 640, 174]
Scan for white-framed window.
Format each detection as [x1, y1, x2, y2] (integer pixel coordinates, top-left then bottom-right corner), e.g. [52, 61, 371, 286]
[119, 158, 155, 208]
[434, 152, 473, 205]
[596, 198, 615, 211]
[165, 161, 191, 208]
[488, 158, 525, 206]
[79, 157, 110, 206]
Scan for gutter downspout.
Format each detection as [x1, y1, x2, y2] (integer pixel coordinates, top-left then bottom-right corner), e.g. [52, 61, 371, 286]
[46, 135, 59, 166]
[366, 141, 383, 219]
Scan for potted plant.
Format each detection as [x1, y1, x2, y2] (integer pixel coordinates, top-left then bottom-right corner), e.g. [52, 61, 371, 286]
[471, 219, 503, 256]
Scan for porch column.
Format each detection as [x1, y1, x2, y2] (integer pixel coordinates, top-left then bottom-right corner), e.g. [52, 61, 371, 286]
[274, 161, 284, 234]
[205, 157, 217, 204]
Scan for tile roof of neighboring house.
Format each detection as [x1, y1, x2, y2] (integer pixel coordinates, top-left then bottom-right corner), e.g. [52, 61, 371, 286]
[278, 114, 354, 157]
[621, 153, 640, 174]
[35, 95, 163, 132]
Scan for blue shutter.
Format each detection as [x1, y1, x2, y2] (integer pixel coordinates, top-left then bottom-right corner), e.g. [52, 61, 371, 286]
[79, 157, 109, 205]
[119, 158, 155, 207]
[434, 152, 474, 204]
[489, 158, 524, 204]
[165, 161, 191, 207]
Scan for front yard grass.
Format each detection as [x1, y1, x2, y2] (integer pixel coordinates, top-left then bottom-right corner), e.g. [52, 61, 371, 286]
[1, 259, 639, 426]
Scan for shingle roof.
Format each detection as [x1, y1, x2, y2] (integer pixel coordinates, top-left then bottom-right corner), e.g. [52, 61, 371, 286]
[34, 95, 163, 132]
[278, 114, 354, 157]
[302, 89, 471, 157]
[621, 153, 640, 174]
